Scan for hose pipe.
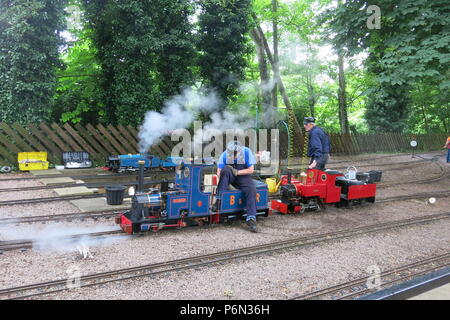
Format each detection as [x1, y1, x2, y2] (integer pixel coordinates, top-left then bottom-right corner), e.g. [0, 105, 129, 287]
[1, 166, 12, 173]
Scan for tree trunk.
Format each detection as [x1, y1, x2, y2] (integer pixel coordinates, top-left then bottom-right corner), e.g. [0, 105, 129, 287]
[250, 28, 274, 128]
[306, 73, 316, 118]
[420, 105, 429, 132]
[253, 19, 303, 139]
[272, 0, 279, 111]
[338, 51, 350, 134]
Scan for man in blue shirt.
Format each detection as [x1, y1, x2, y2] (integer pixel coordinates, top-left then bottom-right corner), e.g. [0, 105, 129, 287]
[213, 141, 258, 233]
[304, 117, 331, 170]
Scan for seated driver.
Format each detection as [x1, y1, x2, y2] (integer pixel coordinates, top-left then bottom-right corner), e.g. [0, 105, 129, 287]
[212, 141, 258, 233]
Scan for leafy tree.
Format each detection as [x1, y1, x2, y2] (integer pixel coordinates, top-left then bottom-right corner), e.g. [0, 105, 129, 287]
[321, 0, 450, 132]
[154, 1, 197, 101]
[82, 0, 195, 126]
[53, 28, 104, 124]
[0, 0, 66, 123]
[197, 0, 253, 107]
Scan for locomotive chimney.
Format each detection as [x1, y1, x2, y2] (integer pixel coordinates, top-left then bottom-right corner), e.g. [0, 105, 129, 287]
[138, 160, 145, 193]
[287, 168, 292, 185]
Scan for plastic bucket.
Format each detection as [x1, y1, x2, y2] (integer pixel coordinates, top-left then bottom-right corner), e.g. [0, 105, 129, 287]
[266, 178, 281, 194]
[346, 166, 357, 180]
[356, 173, 369, 182]
[368, 170, 382, 183]
[105, 185, 126, 205]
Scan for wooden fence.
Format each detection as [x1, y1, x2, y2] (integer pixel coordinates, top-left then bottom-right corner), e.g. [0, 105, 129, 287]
[0, 122, 174, 166]
[278, 131, 448, 158]
[0, 122, 447, 166]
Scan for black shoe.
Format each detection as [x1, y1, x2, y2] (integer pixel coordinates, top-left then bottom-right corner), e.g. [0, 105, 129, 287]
[246, 219, 258, 233]
[211, 199, 220, 212]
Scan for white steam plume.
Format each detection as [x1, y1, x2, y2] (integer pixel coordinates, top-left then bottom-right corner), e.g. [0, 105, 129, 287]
[138, 89, 222, 153]
[0, 223, 125, 253]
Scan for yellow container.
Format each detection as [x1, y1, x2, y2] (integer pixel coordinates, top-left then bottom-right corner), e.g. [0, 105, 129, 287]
[18, 152, 49, 171]
[266, 178, 281, 194]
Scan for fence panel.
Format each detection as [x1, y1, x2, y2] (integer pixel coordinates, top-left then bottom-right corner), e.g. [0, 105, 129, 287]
[0, 123, 448, 167]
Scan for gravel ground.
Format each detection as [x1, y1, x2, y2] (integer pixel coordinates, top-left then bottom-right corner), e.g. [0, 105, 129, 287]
[25, 218, 450, 300]
[0, 152, 449, 300]
[0, 196, 449, 290]
[0, 201, 82, 219]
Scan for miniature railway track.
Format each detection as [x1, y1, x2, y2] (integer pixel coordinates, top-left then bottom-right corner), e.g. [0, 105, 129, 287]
[0, 193, 113, 206]
[0, 209, 122, 225]
[289, 252, 450, 300]
[0, 178, 174, 193]
[327, 151, 441, 166]
[0, 170, 173, 182]
[267, 189, 450, 203]
[2, 189, 450, 226]
[0, 230, 124, 252]
[0, 179, 174, 207]
[0, 159, 444, 194]
[0, 151, 441, 184]
[281, 151, 442, 168]
[280, 158, 430, 172]
[378, 160, 448, 188]
[377, 190, 450, 203]
[1, 211, 449, 300]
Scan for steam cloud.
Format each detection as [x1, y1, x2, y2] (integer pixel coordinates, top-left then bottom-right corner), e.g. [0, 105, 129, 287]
[0, 223, 125, 253]
[138, 88, 255, 154]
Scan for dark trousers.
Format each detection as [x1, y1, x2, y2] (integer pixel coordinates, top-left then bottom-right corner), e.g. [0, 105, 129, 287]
[447, 149, 450, 163]
[217, 166, 257, 221]
[310, 153, 329, 170]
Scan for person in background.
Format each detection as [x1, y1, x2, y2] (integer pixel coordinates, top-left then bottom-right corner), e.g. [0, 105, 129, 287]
[303, 117, 331, 170]
[213, 141, 258, 233]
[444, 136, 450, 163]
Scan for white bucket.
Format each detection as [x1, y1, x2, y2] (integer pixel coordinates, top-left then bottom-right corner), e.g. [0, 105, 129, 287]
[346, 166, 357, 180]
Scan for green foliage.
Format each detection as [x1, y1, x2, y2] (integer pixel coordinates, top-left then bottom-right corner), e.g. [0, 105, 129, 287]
[321, 0, 450, 132]
[197, 0, 253, 106]
[0, 0, 66, 123]
[365, 85, 411, 132]
[82, 0, 195, 126]
[53, 29, 104, 124]
[1, 0, 447, 136]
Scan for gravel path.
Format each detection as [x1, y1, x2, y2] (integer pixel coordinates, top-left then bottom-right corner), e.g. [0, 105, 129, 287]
[0, 152, 449, 300]
[0, 196, 449, 290]
[24, 218, 450, 300]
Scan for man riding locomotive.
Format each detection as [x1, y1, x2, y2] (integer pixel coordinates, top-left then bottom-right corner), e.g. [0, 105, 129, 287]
[212, 141, 259, 233]
[211, 117, 330, 233]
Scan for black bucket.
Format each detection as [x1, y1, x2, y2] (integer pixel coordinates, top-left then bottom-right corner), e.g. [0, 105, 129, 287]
[368, 170, 383, 183]
[105, 185, 126, 205]
[356, 172, 370, 182]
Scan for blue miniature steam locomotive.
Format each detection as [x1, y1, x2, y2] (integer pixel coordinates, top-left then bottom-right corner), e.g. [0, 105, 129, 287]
[115, 163, 269, 233]
[106, 153, 179, 173]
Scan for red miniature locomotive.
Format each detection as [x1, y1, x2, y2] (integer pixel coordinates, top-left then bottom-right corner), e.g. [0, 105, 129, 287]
[271, 169, 382, 214]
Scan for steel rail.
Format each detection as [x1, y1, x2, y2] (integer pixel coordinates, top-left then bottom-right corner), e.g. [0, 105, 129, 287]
[0, 209, 122, 225]
[0, 230, 124, 252]
[2, 189, 449, 227]
[1, 211, 449, 299]
[289, 253, 450, 300]
[0, 170, 173, 182]
[0, 178, 173, 193]
[0, 179, 173, 206]
[338, 263, 450, 300]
